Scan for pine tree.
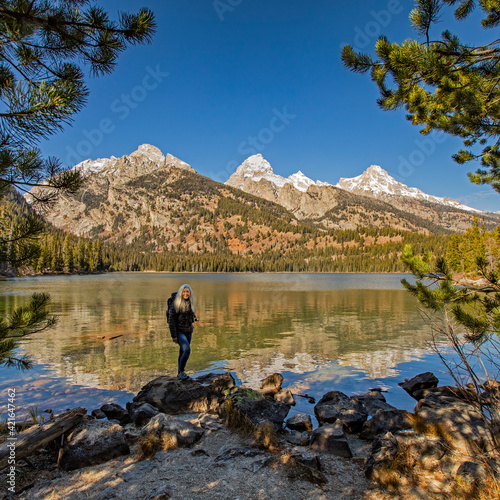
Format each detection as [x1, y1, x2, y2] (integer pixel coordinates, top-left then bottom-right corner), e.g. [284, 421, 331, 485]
[0, 293, 55, 369]
[63, 234, 74, 271]
[0, 0, 156, 369]
[0, 0, 156, 204]
[341, 0, 500, 191]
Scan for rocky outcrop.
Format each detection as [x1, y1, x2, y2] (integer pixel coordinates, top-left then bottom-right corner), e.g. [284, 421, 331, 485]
[225, 387, 291, 432]
[310, 421, 353, 458]
[57, 420, 130, 471]
[365, 373, 500, 497]
[141, 413, 205, 448]
[398, 371, 439, 399]
[314, 391, 368, 432]
[11, 369, 500, 500]
[133, 372, 235, 414]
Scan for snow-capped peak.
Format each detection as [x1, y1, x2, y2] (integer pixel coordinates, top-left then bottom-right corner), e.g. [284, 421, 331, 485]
[336, 165, 481, 213]
[228, 155, 330, 192]
[70, 144, 175, 178]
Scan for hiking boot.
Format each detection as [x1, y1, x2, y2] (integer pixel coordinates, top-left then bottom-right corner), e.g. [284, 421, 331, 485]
[177, 371, 189, 380]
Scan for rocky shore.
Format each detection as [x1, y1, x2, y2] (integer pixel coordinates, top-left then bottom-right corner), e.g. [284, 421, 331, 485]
[1, 371, 498, 499]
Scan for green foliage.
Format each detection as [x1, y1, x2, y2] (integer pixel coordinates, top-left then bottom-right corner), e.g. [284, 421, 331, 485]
[0, 1, 156, 369]
[341, 0, 500, 192]
[0, 292, 56, 370]
[401, 221, 500, 342]
[0, 0, 156, 204]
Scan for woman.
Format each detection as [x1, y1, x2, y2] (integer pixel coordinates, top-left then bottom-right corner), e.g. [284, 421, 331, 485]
[168, 284, 197, 380]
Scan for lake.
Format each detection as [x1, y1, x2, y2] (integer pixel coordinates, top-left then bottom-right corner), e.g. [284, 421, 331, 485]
[0, 273, 455, 422]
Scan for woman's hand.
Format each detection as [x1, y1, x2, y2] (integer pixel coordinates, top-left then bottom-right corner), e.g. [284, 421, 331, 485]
[172, 337, 179, 344]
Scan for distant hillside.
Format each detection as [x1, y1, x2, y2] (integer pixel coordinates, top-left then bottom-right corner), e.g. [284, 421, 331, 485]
[17, 145, 458, 273]
[226, 155, 498, 233]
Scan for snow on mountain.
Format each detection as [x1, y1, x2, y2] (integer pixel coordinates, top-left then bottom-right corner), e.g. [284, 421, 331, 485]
[70, 144, 192, 177]
[72, 156, 117, 176]
[336, 165, 481, 213]
[227, 154, 330, 192]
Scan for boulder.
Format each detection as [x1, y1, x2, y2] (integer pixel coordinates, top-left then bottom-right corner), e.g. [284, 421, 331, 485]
[286, 413, 313, 433]
[141, 414, 204, 448]
[260, 373, 283, 394]
[100, 403, 132, 425]
[275, 389, 295, 405]
[414, 391, 494, 454]
[456, 460, 488, 486]
[226, 387, 290, 431]
[310, 421, 352, 458]
[352, 393, 396, 416]
[412, 384, 477, 402]
[133, 373, 235, 414]
[284, 453, 328, 485]
[359, 409, 413, 440]
[126, 401, 159, 426]
[314, 391, 367, 432]
[91, 408, 106, 419]
[57, 420, 130, 471]
[398, 372, 438, 400]
[286, 431, 312, 446]
[365, 430, 448, 482]
[195, 372, 236, 391]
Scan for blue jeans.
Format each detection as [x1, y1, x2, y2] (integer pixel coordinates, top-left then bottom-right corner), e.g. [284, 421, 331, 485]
[177, 333, 192, 373]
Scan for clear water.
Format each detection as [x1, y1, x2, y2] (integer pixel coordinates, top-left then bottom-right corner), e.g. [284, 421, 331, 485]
[0, 273, 456, 421]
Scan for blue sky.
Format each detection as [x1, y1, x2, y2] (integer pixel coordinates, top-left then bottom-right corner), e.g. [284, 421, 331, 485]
[40, 0, 499, 212]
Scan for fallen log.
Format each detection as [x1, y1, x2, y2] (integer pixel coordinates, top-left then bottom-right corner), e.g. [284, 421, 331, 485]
[0, 407, 86, 470]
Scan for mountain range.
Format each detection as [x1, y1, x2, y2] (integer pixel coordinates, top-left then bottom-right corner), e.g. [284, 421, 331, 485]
[227, 154, 480, 214]
[25, 144, 497, 250]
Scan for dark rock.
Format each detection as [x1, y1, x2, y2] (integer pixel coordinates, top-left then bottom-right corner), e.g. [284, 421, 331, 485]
[293, 453, 322, 471]
[100, 403, 132, 425]
[359, 409, 413, 440]
[133, 374, 234, 414]
[227, 387, 290, 431]
[126, 401, 159, 426]
[286, 413, 313, 433]
[284, 453, 328, 485]
[260, 373, 283, 394]
[398, 372, 439, 400]
[314, 391, 367, 432]
[365, 430, 447, 480]
[357, 389, 387, 402]
[286, 431, 312, 446]
[412, 385, 477, 402]
[310, 421, 352, 458]
[195, 372, 236, 392]
[91, 408, 106, 419]
[414, 391, 494, 454]
[352, 395, 396, 417]
[275, 388, 295, 405]
[57, 420, 130, 471]
[141, 414, 204, 448]
[456, 461, 487, 485]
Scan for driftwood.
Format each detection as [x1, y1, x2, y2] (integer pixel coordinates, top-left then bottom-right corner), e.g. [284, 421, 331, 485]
[0, 407, 86, 470]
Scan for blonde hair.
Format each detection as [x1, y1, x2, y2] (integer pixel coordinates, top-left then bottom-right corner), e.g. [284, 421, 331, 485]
[173, 284, 195, 313]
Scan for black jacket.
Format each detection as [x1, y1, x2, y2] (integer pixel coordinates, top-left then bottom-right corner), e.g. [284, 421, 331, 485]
[168, 300, 196, 339]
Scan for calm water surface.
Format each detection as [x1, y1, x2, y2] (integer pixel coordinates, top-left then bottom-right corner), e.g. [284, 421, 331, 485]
[0, 273, 455, 420]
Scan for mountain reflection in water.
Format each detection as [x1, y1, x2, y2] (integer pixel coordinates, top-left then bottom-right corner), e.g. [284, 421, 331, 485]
[0, 273, 453, 416]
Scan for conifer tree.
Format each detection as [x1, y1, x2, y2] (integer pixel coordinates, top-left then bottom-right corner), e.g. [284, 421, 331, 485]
[0, 0, 156, 369]
[341, 0, 500, 191]
[0, 0, 156, 203]
[0, 293, 56, 370]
